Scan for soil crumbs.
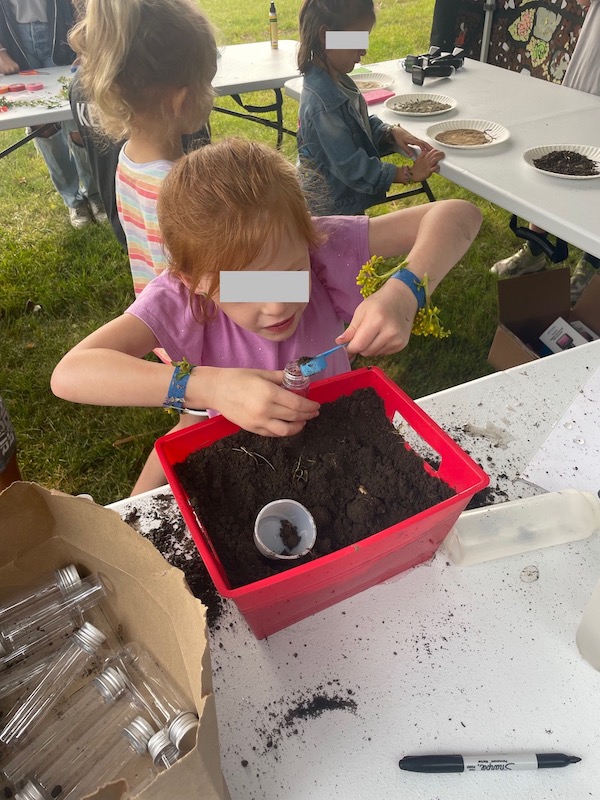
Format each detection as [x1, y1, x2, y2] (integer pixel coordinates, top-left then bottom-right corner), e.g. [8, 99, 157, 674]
[175, 388, 454, 589]
[121, 494, 224, 628]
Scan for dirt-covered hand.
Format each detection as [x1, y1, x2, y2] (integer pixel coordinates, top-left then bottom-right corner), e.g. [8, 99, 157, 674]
[206, 368, 320, 437]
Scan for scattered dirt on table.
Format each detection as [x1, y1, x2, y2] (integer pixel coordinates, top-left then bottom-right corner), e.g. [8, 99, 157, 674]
[121, 495, 224, 628]
[435, 128, 490, 145]
[533, 149, 599, 176]
[174, 388, 455, 589]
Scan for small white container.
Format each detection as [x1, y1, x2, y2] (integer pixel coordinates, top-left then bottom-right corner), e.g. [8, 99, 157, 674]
[444, 489, 600, 566]
[577, 577, 600, 671]
[254, 499, 317, 560]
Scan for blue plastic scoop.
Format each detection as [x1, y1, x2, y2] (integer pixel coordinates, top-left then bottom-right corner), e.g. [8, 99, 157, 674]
[299, 344, 348, 377]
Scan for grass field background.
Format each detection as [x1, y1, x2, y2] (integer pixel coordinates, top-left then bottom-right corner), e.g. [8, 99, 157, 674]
[0, 0, 580, 504]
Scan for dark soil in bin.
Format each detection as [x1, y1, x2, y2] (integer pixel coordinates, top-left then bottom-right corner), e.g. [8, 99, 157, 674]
[174, 388, 455, 588]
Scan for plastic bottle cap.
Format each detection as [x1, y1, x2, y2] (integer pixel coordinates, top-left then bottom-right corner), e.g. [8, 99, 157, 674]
[168, 710, 199, 753]
[56, 564, 82, 593]
[14, 779, 46, 800]
[124, 715, 155, 754]
[93, 666, 128, 701]
[73, 621, 106, 653]
[148, 729, 179, 766]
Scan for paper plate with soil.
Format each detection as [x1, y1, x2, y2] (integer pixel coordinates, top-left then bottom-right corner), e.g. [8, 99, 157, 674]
[523, 144, 600, 180]
[427, 119, 510, 149]
[385, 93, 457, 117]
[352, 72, 394, 91]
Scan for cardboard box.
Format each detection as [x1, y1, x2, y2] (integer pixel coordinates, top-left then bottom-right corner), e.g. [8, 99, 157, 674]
[0, 483, 229, 800]
[488, 268, 600, 370]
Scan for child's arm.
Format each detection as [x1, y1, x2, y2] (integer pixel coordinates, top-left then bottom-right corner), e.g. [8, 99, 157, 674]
[336, 199, 482, 356]
[51, 315, 320, 437]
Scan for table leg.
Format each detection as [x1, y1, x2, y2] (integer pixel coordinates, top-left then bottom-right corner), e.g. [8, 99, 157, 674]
[0, 123, 57, 159]
[212, 90, 296, 149]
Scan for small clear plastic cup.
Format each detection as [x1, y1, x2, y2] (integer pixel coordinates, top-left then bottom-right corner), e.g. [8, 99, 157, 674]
[254, 500, 317, 560]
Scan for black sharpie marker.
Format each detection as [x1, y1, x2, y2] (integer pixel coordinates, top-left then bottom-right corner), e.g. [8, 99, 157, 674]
[399, 753, 581, 773]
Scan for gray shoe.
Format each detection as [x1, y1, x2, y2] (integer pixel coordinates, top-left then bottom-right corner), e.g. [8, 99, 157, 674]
[490, 244, 548, 277]
[68, 203, 92, 229]
[87, 196, 108, 224]
[570, 256, 598, 304]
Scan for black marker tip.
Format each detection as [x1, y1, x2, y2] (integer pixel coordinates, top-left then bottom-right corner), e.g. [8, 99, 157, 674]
[569, 756, 582, 764]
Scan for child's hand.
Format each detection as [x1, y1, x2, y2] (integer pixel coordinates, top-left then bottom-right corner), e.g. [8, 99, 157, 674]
[336, 279, 417, 357]
[410, 148, 445, 182]
[390, 126, 434, 158]
[207, 368, 320, 437]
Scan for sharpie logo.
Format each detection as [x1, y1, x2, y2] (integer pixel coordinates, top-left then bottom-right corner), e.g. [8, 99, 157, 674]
[479, 763, 515, 770]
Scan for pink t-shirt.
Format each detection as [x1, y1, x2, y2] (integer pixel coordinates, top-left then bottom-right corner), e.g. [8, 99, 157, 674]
[126, 216, 370, 394]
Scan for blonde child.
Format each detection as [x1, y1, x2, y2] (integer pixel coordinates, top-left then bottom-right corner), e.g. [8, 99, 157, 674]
[68, 0, 217, 296]
[51, 139, 482, 494]
[297, 0, 445, 215]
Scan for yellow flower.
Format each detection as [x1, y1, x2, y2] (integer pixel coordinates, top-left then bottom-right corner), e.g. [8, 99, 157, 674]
[356, 256, 451, 339]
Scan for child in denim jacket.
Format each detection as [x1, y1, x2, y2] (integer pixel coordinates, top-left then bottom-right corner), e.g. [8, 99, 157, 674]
[297, 0, 444, 215]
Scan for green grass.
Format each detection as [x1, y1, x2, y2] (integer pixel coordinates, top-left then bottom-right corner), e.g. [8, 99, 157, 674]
[0, 0, 581, 505]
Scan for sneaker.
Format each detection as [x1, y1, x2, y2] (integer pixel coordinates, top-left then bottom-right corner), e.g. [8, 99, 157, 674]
[570, 256, 598, 304]
[490, 244, 548, 277]
[87, 196, 108, 224]
[68, 203, 92, 229]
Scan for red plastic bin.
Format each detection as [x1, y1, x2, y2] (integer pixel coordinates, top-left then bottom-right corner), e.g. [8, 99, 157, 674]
[155, 367, 489, 639]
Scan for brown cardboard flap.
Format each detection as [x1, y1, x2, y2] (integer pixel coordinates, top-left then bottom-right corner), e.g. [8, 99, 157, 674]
[497, 268, 571, 331]
[0, 483, 229, 800]
[572, 273, 600, 333]
[488, 324, 539, 371]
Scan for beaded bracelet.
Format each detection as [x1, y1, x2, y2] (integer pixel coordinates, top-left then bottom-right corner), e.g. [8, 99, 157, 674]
[399, 165, 414, 184]
[391, 268, 426, 309]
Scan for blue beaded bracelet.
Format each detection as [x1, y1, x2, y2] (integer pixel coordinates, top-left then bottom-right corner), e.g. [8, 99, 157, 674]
[391, 268, 426, 309]
[163, 361, 194, 413]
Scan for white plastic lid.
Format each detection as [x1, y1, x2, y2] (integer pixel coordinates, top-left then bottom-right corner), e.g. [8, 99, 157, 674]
[93, 665, 128, 701]
[14, 779, 46, 800]
[56, 564, 82, 593]
[168, 710, 199, 752]
[124, 715, 155, 754]
[148, 729, 179, 766]
[72, 621, 106, 653]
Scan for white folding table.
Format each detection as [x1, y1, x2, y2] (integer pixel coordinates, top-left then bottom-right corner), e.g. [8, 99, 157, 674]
[108, 340, 600, 800]
[285, 57, 600, 258]
[0, 40, 301, 157]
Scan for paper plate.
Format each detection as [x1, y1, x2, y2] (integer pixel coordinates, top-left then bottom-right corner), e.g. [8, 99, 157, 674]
[353, 72, 394, 91]
[427, 119, 510, 150]
[523, 144, 600, 180]
[385, 93, 457, 117]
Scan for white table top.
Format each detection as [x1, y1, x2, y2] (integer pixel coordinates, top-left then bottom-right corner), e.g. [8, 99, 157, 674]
[286, 58, 600, 258]
[0, 41, 300, 132]
[108, 341, 600, 800]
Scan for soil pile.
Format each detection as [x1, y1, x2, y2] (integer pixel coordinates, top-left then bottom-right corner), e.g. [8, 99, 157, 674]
[174, 388, 454, 588]
[533, 149, 599, 176]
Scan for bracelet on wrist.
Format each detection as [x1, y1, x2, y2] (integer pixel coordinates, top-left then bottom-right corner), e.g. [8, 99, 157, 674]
[400, 165, 413, 184]
[391, 268, 426, 309]
[163, 359, 195, 413]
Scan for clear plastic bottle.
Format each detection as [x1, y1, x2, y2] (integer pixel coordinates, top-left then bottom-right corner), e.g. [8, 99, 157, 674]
[15, 715, 157, 800]
[0, 574, 105, 659]
[282, 360, 310, 398]
[0, 566, 80, 642]
[111, 643, 199, 754]
[0, 622, 106, 748]
[1, 615, 78, 678]
[576, 577, 600, 671]
[445, 489, 600, 566]
[269, 1, 278, 49]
